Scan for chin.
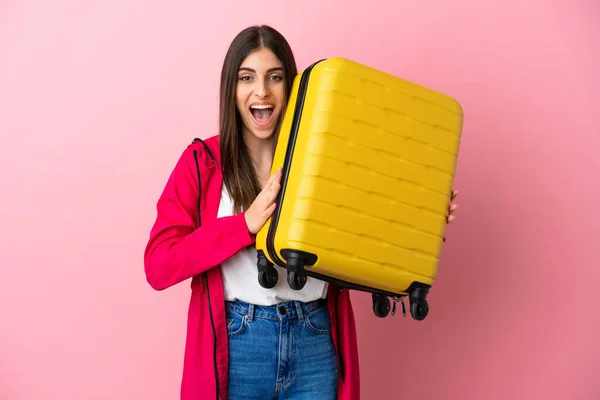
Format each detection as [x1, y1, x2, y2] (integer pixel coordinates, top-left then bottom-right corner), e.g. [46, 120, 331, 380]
[247, 126, 276, 141]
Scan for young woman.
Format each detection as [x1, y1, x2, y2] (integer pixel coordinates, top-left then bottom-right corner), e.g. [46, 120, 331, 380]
[144, 25, 458, 400]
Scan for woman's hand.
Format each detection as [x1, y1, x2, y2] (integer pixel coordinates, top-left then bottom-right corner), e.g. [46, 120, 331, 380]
[244, 168, 282, 235]
[443, 189, 458, 242]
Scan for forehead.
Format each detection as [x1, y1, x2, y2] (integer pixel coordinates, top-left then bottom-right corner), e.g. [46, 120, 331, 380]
[239, 48, 282, 72]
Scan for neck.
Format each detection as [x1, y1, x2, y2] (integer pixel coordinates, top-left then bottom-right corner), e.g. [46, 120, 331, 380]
[243, 129, 275, 187]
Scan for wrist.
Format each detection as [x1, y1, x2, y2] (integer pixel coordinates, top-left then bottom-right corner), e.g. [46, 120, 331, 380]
[240, 211, 255, 236]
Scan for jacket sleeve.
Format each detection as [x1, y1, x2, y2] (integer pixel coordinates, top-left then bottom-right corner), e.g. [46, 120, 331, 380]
[143, 145, 255, 291]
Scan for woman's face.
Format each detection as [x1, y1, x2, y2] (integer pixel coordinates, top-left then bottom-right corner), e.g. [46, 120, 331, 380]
[236, 47, 286, 142]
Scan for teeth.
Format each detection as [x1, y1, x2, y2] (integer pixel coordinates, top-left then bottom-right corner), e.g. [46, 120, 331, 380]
[250, 104, 274, 109]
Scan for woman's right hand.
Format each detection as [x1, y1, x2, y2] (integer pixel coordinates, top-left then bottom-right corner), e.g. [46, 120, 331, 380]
[244, 168, 282, 235]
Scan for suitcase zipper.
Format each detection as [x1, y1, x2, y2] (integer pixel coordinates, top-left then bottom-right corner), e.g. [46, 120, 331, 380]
[391, 296, 406, 317]
[193, 142, 221, 400]
[265, 59, 325, 268]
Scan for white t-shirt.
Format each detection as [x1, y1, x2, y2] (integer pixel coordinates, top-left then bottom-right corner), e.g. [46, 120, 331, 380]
[217, 184, 328, 305]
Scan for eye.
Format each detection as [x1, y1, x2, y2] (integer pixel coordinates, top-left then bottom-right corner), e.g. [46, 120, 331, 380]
[238, 75, 252, 81]
[270, 74, 283, 81]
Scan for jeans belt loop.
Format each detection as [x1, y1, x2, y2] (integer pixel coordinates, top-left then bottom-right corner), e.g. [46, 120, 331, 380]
[294, 301, 305, 322]
[247, 303, 255, 322]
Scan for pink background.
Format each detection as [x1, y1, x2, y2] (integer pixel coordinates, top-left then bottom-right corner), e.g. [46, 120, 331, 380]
[1, 0, 599, 399]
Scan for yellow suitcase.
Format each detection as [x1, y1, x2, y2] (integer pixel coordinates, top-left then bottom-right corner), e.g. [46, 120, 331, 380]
[255, 57, 463, 321]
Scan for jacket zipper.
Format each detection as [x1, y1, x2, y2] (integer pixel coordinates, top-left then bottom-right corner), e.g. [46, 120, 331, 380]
[193, 142, 220, 400]
[335, 287, 345, 380]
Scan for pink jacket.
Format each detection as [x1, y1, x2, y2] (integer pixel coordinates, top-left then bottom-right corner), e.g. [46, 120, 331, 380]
[144, 135, 360, 400]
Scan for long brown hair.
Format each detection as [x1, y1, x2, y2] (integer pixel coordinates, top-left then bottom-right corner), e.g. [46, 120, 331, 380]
[219, 25, 298, 214]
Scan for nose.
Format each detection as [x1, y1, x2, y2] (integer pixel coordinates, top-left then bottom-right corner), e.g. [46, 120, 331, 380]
[255, 78, 270, 98]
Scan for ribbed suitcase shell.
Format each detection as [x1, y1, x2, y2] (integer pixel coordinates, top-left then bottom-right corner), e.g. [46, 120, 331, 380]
[255, 57, 463, 319]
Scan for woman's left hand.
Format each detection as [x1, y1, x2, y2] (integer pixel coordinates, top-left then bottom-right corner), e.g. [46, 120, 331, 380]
[443, 189, 458, 242]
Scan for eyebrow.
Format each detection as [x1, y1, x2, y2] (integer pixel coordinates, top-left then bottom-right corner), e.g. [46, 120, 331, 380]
[238, 67, 283, 73]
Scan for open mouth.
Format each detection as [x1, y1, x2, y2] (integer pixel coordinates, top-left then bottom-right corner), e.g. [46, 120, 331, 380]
[250, 103, 275, 125]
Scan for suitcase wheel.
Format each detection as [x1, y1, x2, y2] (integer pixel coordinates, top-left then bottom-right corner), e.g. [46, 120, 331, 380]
[287, 270, 307, 290]
[258, 269, 278, 289]
[372, 294, 391, 318]
[409, 287, 430, 321]
[284, 251, 308, 290]
[409, 301, 429, 321]
[257, 250, 278, 289]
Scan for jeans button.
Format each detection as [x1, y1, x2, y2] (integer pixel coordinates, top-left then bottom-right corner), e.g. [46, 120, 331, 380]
[278, 305, 286, 315]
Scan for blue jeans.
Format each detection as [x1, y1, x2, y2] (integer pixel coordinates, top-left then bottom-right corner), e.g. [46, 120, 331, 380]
[225, 298, 339, 400]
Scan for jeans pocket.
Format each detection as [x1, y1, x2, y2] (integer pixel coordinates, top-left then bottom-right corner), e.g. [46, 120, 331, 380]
[303, 306, 331, 335]
[226, 311, 248, 337]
